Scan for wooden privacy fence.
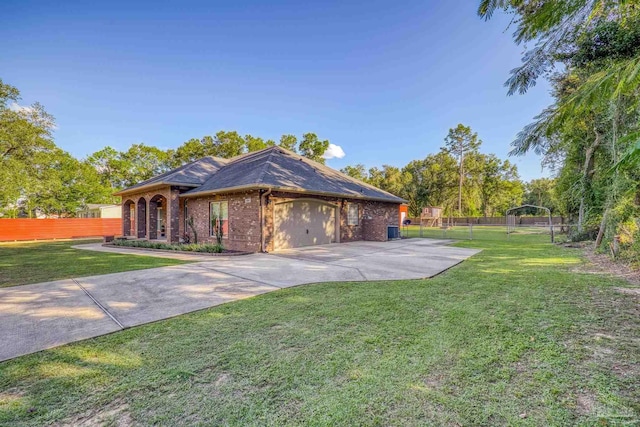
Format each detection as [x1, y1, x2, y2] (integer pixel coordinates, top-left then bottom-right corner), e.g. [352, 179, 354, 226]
[0, 218, 122, 242]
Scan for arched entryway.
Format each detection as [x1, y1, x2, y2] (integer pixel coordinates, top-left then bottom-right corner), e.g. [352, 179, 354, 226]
[149, 194, 167, 240]
[122, 199, 135, 236]
[137, 197, 147, 238]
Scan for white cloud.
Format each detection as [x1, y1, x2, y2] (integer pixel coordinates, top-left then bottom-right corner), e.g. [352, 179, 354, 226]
[323, 143, 345, 159]
[9, 102, 35, 114]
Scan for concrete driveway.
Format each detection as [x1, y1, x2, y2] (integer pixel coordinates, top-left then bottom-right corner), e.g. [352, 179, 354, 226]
[0, 239, 479, 362]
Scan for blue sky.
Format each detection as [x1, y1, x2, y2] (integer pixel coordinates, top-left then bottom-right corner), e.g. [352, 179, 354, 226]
[2, 0, 553, 180]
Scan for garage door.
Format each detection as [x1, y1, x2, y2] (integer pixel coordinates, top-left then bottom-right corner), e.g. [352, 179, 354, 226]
[274, 200, 336, 250]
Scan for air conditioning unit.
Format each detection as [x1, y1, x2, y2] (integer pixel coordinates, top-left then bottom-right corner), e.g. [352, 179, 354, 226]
[387, 226, 400, 240]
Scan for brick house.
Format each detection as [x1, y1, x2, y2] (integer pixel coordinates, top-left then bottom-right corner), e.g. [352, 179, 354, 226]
[115, 146, 405, 252]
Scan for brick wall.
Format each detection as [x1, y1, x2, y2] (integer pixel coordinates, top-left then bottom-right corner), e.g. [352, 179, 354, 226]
[361, 200, 400, 241]
[180, 190, 262, 252]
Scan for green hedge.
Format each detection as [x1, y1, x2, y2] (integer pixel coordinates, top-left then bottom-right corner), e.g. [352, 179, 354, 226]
[111, 239, 224, 253]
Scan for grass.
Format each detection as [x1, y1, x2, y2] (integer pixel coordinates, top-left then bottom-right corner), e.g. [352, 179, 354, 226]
[0, 239, 188, 288]
[402, 224, 562, 242]
[1, 232, 639, 425]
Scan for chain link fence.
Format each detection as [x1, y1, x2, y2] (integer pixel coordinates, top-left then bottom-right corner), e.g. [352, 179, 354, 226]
[401, 223, 575, 243]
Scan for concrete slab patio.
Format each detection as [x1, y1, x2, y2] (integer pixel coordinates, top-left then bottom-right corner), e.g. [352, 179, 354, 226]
[0, 239, 479, 362]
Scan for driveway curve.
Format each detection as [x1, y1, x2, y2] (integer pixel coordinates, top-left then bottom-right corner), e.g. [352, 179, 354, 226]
[0, 239, 479, 361]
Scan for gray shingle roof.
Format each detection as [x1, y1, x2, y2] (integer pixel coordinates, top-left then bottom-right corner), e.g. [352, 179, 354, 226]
[183, 146, 406, 203]
[115, 156, 228, 195]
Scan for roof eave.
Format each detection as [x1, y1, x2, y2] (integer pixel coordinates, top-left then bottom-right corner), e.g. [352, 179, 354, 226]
[181, 185, 406, 203]
[114, 182, 200, 197]
[181, 184, 270, 197]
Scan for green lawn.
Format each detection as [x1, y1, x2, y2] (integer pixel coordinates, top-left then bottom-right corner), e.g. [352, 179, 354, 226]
[1, 234, 638, 426]
[0, 240, 188, 287]
[402, 224, 561, 243]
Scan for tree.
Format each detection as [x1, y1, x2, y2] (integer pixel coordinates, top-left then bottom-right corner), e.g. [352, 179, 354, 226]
[524, 178, 558, 213]
[402, 151, 460, 217]
[172, 137, 211, 166]
[341, 164, 368, 181]
[366, 165, 410, 198]
[278, 134, 298, 152]
[480, 0, 640, 249]
[28, 150, 113, 216]
[212, 131, 245, 158]
[244, 134, 275, 152]
[298, 133, 329, 164]
[442, 124, 481, 216]
[0, 79, 59, 217]
[473, 154, 524, 217]
[86, 146, 127, 189]
[120, 144, 173, 188]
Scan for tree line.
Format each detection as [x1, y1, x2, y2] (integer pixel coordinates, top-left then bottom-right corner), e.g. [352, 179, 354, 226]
[479, 0, 640, 251]
[341, 124, 525, 218]
[0, 78, 333, 218]
[1, 78, 547, 220]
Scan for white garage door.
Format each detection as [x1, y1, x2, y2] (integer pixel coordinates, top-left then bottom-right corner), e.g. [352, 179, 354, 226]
[274, 200, 336, 250]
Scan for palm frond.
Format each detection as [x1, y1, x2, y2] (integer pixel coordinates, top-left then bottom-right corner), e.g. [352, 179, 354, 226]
[611, 132, 640, 172]
[503, 1, 597, 94]
[477, 0, 509, 20]
[509, 106, 560, 156]
[505, 45, 549, 95]
[561, 57, 640, 110]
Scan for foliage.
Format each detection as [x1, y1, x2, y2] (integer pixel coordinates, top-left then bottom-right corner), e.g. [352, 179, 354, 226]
[298, 132, 330, 164]
[443, 124, 482, 216]
[278, 134, 298, 152]
[111, 239, 225, 253]
[342, 125, 524, 217]
[480, 0, 640, 253]
[340, 164, 368, 181]
[522, 178, 559, 213]
[0, 80, 113, 218]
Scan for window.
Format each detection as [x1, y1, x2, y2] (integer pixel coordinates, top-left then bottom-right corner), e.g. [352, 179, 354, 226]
[210, 201, 229, 237]
[347, 203, 359, 226]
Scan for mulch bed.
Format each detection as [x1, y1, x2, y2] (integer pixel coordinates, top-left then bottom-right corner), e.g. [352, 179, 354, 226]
[102, 243, 252, 257]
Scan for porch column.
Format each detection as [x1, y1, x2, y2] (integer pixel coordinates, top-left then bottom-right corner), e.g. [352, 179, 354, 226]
[167, 187, 180, 243]
[135, 204, 139, 237]
[146, 199, 151, 239]
[122, 202, 130, 236]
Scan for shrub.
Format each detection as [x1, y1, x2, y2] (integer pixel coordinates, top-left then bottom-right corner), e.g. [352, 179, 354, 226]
[111, 240, 225, 253]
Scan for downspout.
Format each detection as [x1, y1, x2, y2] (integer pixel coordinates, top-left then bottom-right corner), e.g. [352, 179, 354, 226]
[260, 188, 272, 253]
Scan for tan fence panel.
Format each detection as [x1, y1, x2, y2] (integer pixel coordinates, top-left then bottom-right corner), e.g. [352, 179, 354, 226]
[0, 218, 122, 241]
